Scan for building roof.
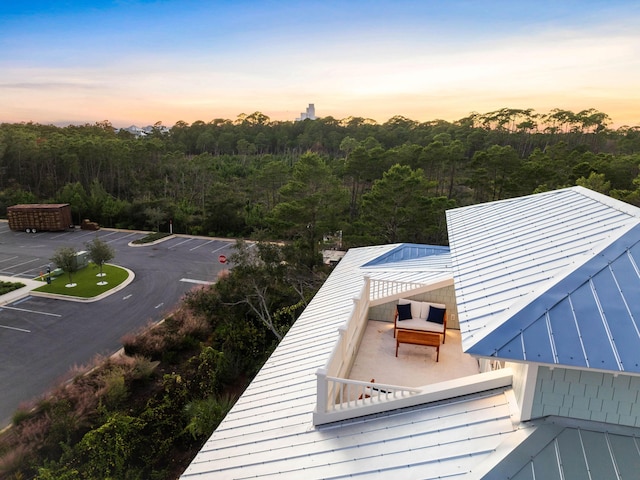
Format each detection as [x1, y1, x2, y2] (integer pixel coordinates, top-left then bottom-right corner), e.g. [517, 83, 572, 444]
[446, 186, 640, 373]
[180, 243, 526, 479]
[487, 417, 640, 479]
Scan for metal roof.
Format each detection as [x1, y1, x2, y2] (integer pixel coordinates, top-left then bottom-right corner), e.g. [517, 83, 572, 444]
[361, 243, 450, 267]
[446, 186, 640, 372]
[180, 244, 526, 479]
[485, 417, 640, 479]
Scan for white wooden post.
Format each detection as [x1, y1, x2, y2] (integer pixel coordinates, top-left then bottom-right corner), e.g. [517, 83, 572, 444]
[363, 276, 371, 303]
[316, 368, 328, 415]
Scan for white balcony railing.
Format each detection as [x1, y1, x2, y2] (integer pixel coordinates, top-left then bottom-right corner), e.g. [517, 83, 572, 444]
[317, 373, 421, 409]
[314, 368, 514, 425]
[313, 276, 514, 426]
[368, 278, 429, 304]
[314, 276, 438, 424]
[479, 358, 506, 373]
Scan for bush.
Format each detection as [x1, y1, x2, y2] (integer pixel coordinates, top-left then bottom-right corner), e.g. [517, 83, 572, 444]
[183, 394, 235, 441]
[97, 367, 129, 410]
[0, 281, 25, 295]
[131, 232, 172, 244]
[74, 413, 147, 478]
[122, 306, 211, 361]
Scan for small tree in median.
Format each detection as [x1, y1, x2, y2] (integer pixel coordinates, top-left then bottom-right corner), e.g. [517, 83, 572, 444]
[51, 246, 79, 287]
[85, 237, 115, 281]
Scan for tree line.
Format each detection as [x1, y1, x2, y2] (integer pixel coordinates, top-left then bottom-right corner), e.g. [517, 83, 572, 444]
[2, 108, 640, 262]
[2, 106, 640, 477]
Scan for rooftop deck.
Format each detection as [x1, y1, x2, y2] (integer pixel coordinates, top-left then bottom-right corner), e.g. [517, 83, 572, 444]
[348, 321, 480, 387]
[313, 277, 510, 425]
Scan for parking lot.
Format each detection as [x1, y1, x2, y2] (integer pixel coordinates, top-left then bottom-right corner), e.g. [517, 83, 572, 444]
[0, 221, 235, 426]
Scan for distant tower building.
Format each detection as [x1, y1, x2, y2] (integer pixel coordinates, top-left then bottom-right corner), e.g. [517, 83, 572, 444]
[306, 103, 315, 120]
[296, 103, 317, 121]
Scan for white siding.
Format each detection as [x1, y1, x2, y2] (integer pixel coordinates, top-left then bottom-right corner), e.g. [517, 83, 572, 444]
[531, 366, 640, 426]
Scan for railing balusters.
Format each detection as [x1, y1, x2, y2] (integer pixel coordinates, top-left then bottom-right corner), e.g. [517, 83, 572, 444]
[316, 278, 427, 416]
[368, 278, 425, 302]
[324, 375, 421, 412]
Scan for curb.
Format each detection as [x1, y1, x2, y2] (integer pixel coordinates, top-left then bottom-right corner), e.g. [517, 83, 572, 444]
[0, 266, 135, 305]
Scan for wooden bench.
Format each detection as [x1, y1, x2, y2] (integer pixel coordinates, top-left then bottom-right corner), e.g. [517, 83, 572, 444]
[394, 299, 447, 361]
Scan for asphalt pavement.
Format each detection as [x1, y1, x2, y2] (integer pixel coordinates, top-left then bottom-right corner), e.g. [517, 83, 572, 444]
[0, 221, 234, 427]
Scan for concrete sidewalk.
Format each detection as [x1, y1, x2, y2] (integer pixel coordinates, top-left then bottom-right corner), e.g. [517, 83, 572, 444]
[0, 275, 43, 306]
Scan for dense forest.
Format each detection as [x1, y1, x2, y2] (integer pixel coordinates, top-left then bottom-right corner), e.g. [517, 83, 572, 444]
[3, 107, 640, 262]
[2, 108, 640, 478]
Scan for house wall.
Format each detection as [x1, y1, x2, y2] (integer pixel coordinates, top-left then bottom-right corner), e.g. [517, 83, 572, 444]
[368, 285, 460, 329]
[531, 366, 640, 427]
[508, 362, 528, 408]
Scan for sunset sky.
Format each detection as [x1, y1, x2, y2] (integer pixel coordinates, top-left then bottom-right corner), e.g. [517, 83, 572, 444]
[1, 0, 639, 128]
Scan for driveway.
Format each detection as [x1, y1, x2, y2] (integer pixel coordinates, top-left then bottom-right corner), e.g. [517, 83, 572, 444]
[0, 222, 235, 426]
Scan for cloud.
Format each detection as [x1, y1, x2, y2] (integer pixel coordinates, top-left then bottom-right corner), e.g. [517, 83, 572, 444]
[0, 81, 100, 90]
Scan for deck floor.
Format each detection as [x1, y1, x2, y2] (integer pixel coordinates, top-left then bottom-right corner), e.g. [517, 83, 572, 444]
[348, 320, 480, 387]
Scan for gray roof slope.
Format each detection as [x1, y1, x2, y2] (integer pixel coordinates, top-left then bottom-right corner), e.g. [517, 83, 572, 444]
[446, 187, 640, 372]
[485, 417, 640, 480]
[181, 244, 526, 479]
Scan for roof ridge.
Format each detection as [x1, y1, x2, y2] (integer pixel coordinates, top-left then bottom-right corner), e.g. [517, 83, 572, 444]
[467, 223, 640, 371]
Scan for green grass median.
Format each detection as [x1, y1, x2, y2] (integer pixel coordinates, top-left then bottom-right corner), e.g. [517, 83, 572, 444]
[34, 264, 129, 298]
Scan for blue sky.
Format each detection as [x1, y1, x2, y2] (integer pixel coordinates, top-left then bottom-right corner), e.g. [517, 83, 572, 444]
[1, 0, 639, 127]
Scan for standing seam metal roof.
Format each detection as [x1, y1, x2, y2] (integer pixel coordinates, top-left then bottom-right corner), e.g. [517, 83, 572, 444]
[487, 417, 640, 480]
[446, 186, 640, 373]
[180, 243, 526, 479]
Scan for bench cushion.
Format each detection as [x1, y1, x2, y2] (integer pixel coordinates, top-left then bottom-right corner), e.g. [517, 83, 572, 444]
[398, 299, 446, 321]
[396, 299, 446, 333]
[426, 305, 446, 324]
[396, 318, 445, 334]
[398, 298, 424, 319]
[397, 302, 412, 320]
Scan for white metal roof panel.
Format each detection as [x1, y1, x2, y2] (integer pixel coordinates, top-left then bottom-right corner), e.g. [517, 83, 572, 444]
[470, 224, 640, 372]
[183, 389, 525, 479]
[181, 244, 527, 479]
[447, 186, 640, 373]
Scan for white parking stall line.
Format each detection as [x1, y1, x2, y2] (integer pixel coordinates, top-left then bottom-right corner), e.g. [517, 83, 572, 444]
[7, 258, 40, 270]
[0, 305, 61, 317]
[169, 238, 193, 249]
[154, 303, 164, 309]
[109, 232, 137, 243]
[75, 230, 103, 239]
[189, 240, 213, 251]
[12, 297, 30, 306]
[211, 244, 228, 254]
[0, 256, 19, 264]
[50, 231, 75, 239]
[18, 267, 45, 277]
[180, 278, 214, 285]
[0, 324, 30, 333]
[19, 264, 51, 278]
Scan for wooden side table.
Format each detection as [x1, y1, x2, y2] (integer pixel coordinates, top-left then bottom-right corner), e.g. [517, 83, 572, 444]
[395, 329, 440, 361]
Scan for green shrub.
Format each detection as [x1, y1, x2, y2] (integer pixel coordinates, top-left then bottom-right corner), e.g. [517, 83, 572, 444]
[11, 407, 34, 427]
[129, 355, 159, 381]
[74, 412, 146, 478]
[183, 394, 235, 441]
[131, 232, 172, 244]
[97, 368, 129, 410]
[0, 281, 25, 295]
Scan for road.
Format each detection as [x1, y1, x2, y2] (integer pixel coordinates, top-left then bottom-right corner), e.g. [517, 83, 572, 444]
[0, 222, 234, 426]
